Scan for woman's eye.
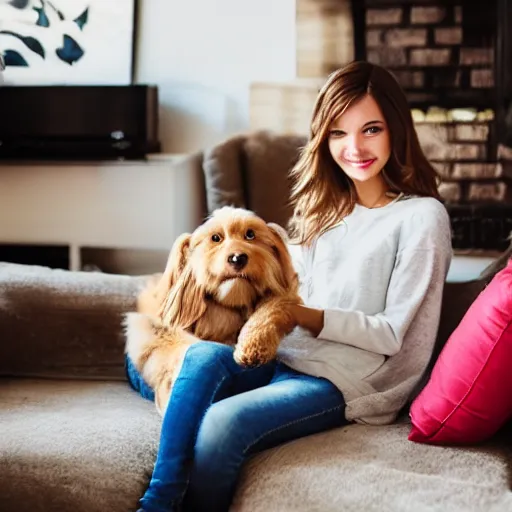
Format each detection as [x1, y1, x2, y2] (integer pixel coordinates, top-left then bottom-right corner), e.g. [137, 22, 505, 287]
[211, 234, 222, 242]
[365, 126, 382, 135]
[329, 129, 345, 138]
[245, 229, 255, 240]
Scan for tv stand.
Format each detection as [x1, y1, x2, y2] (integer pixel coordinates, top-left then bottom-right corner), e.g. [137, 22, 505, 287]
[0, 155, 204, 274]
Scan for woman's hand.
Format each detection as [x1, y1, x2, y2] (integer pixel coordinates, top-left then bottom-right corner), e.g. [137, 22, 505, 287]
[289, 304, 324, 337]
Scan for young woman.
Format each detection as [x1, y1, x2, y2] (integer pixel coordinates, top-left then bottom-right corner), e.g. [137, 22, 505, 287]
[127, 60, 453, 512]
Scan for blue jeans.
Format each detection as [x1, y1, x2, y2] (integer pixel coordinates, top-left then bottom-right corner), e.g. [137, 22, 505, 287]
[126, 341, 347, 512]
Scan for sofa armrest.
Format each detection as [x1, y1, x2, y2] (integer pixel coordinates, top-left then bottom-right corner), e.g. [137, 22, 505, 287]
[0, 263, 148, 381]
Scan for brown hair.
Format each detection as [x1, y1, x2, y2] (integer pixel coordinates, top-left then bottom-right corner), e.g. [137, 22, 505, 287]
[288, 60, 441, 246]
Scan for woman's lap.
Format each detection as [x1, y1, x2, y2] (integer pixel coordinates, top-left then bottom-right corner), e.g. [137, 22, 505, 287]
[125, 341, 346, 512]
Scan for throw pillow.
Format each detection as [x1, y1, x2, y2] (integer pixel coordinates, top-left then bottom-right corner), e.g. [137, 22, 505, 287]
[409, 258, 512, 444]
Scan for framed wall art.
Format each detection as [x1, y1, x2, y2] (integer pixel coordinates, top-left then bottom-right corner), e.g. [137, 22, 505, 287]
[0, 0, 137, 85]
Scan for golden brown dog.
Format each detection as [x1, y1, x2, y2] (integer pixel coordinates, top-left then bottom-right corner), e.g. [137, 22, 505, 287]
[124, 206, 302, 414]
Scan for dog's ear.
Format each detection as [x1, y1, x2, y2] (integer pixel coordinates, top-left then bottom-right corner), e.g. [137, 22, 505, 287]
[163, 232, 193, 287]
[267, 222, 289, 243]
[160, 264, 208, 330]
[266, 222, 299, 293]
[151, 233, 192, 316]
[137, 233, 194, 319]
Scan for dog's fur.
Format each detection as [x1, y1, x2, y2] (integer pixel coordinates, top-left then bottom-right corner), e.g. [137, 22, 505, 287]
[124, 206, 302, 414]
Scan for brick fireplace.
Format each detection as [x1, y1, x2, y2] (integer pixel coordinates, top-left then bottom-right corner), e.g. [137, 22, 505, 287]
[361, 3, 494, 103]
[249, 0, 512, 250]
[359, 1, 503, 206]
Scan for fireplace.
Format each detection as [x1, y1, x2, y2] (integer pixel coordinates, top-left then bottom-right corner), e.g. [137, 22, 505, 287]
[350, 2, 506, 189]
[349, 0, 512, 249]
[248, 0, 512, 249]
[354, 2, 496, 107]
[252, 0, 512, 250]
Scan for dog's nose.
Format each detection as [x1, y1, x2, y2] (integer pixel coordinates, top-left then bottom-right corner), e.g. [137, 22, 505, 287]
[227, 253, 248, 270]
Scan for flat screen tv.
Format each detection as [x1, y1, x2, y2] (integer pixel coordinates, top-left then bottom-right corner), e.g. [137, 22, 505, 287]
[0, 85, 160, 160]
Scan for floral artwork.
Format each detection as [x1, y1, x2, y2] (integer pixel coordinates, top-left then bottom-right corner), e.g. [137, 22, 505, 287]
[0, 0, 136, 85]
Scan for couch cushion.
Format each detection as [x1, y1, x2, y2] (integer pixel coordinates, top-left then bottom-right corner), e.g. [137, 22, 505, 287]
[233, 419, 512, 512]
[243, 131, 307, 228]
[0, 263, 146, 380]
[0, 378, 160, 512]
[409, 259, 512, 444]
[203, 135, 248, 212]
[202, 130, 307, 228]
[2, 381, 511, 512]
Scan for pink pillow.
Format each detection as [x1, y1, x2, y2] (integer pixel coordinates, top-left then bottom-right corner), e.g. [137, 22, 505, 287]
[409, 258, 512, 444]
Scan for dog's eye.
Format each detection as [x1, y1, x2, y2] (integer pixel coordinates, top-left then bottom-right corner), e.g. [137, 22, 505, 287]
[211, 234, 222, 243]
[245, 229, 255, 240]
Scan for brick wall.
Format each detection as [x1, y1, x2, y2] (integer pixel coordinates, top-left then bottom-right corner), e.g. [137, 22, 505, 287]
[361, 1, 506, 205]
[252, 0, 507, 207]
[246, 0, 511, 249]
[296, 0, 354, 77]
[364, 3, 495, 108]
[249, 80, 323, 135]
[415, 117, 509, 203]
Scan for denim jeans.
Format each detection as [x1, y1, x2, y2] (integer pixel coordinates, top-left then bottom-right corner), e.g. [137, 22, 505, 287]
[126, 341, 347, 512]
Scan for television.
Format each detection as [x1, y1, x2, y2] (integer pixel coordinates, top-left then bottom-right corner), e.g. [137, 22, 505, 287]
[0, 84, 160, 160]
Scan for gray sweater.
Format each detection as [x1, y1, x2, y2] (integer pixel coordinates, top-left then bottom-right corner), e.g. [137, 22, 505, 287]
[278, 195, 453, 425]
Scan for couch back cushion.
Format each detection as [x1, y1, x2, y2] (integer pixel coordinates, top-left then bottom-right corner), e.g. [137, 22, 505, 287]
[0, 263, 146, 381]
[202, 130, 306, 229]
[202, 134, 248, 213]
[243, 131, 307, 228]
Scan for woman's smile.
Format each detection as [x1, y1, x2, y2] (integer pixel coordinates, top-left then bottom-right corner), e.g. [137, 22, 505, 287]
[342, 157, 377, 170]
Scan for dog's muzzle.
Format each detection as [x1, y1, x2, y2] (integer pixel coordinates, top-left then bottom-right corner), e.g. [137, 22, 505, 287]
[227, 253, 248, 271]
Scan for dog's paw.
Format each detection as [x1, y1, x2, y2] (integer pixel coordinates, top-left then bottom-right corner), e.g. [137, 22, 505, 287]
[233, 344, 275, 367]
[233, 328, 278, 367]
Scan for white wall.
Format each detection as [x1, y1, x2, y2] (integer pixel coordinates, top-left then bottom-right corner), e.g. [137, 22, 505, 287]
[135, 0, 296, 154]
[0, 0, 297, 273]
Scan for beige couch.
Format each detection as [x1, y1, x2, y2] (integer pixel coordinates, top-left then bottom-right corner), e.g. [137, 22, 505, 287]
[1, 131, 511, 512]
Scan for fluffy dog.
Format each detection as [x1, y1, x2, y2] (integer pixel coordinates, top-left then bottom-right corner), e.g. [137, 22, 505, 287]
[124, 206, 302, 414]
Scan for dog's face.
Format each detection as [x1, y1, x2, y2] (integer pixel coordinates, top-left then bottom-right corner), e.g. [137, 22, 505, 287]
[159, 207, 298, 329]
[187, 207, 296, 307]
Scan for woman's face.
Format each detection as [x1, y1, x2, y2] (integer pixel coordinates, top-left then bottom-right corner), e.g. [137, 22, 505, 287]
[327, 94, 392, 186]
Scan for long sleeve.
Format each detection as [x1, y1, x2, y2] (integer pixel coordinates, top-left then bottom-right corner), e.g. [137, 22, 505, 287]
[287, 242, 306, 280]
[317, 243, 452, 355]
[277, 197, 454, 425]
